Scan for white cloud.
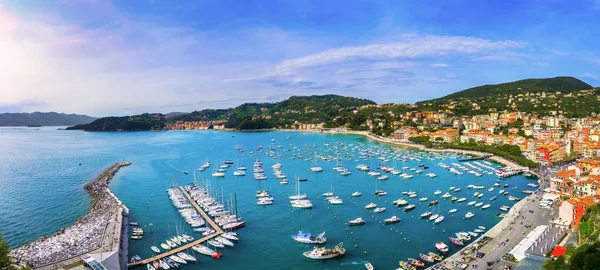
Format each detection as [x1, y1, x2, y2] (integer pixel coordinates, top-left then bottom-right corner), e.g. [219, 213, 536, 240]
[585, 58, 600, 65]
[271, 35, 524, 74]
[431, 63, 451, 68]
[581, 73, 599, 80]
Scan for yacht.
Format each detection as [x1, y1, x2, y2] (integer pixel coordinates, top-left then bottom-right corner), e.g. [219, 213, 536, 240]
[349, 217, 366, 226]
[456, 197, 467, 203]
[433, 190, 442, 195]
[448, 209, 457, 214]
[465, 212, 475, 219]
[364, 203, 377, 209]
[419, 197, 428, 202]
[352, 191, 362, 197]
[212, 172, 225, 177]
[291, 199, 313, 208]
[420, 211, 432, 218]
[404, 204, 415, 212]
[291, 231, 327, 244]
[429, 214, 439, 221]
[384, 216, 401, 224]
[442, 192, 452, 198]
[396, 199, 409, 206]
[373, 207, 386, 213]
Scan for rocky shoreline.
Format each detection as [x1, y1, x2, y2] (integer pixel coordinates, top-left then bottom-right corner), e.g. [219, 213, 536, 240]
[10, 162, 131, 268]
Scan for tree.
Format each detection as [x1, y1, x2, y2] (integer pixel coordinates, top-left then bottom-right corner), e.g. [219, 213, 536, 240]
[0, 234, 12, 269]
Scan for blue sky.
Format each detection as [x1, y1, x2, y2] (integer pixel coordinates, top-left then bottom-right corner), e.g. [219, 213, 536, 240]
[1, 0, 599, 116]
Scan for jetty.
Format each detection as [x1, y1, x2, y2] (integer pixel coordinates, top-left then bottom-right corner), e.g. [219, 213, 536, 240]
[11, 162, 132, 270]
[127, 186, 223, 267]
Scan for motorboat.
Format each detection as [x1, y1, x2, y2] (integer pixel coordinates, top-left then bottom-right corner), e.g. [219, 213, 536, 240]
[419, 197, 428, 202]
[448, 209, 457, 214]
[291, 199, 313, 208]
[456, 232, 471, 241]
[467, 201, 476, 206]
[434, 215, 445, 224]
[303, 242, 346, 259]
[489, 196, 497, 201]
[280, 179, 289, 184]
[449, 237, 464, 246]
[429, 214, 439, 221]
[465, 212, 475, 219]
[349, 217, 366, 226]
[373, 207, 386, 213]
[408, 258, 425, 268]
[292, 231, 327, 244]
[364, 203, 378, 209]
[442, 192, 451, 198]
[396, 199, 409, 206]
[404, 204, 415, 212]
[161, 243, 171, 250]
[433, 190, 442, 195]
[428, 252, 443, 261]
[420, 253, 435, 263]
[481, 204, 491, 209]
[474, 202, 483, 207]
[352, 191, 362, 197]
[384, 216, 401, 224]
[435, 242, 449, 253]
[375, 190, 387, 196]
[151, 246, 160, 253]
[456, 197, 466, 203]
[399, 261, 416, 270]
[420, 211, 432, 218]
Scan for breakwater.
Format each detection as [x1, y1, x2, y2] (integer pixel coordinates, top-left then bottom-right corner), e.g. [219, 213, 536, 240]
[10, 162, 131, 269]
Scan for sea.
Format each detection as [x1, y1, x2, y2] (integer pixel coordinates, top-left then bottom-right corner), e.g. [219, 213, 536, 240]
[0, 127, 538, 269]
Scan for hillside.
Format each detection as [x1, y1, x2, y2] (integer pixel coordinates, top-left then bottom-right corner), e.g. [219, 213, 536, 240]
[68, 94, 376, 131]
[0, 112, 96, 126]
[419, 76, 593, 104]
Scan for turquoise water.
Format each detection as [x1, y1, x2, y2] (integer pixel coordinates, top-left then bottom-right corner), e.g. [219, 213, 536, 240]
[0, 128, 536, 269]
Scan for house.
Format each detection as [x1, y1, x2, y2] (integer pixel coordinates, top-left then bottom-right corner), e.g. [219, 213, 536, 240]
[558, 196, 597, 230]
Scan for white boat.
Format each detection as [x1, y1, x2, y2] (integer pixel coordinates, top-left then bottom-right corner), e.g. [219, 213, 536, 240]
[212, 172, 225, 177]
[419, 197, 428, 202]
[474, 202, 483, 207]
[257, 199, 273, 205]
[208, 239, 224, 248]
[481, 204, 491, 209]
[442, 192, 451, 198]
[457, 197, 466, 203]
[292, 231, 327, 244]
[467, 201, 476, 206]
[352, 191, 362, 197]
[233, 170, 245, 176]
[349, 217, 366, 226]
[364, 203, 377, 209]
[291, 199, 313, 208]
[151, 246, 160, 253]
[420, 211, 432, 218]
[429, 214, 439, 221]
[161, 243, 171, 250]
[434, 190, 442, 195]
[216, 236, 234, 247]
[169, 255, 187, 264]
[221, 232, 239, 241]
[303, 242, 346, 259]
[434, 216, 445, 224]
[192, 245, 218, 256]
[465, 212, 475, 219]
[373, 207, 386, 213]
[159, 260, 170, 269]
[384, 216, 401, 224]
[448, 209, 457, 214]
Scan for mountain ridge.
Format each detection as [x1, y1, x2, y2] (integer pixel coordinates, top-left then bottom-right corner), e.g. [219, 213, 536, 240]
[0, 112, 96, 126]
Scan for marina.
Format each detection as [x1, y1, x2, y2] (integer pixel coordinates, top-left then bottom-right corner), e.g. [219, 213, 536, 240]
[1, 129, 535, 269]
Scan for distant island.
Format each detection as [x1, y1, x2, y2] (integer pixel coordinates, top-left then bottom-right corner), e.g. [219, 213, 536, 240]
[0, 112, 96, 127]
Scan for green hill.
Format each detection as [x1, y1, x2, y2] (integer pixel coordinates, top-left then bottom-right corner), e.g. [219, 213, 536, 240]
[68, 95, 375, 131]
[419, 76, 593, 104]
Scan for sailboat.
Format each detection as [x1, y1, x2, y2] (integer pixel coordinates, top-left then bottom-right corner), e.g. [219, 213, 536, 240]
[291, 177, 312, 208]
[310, 154, 323, 172]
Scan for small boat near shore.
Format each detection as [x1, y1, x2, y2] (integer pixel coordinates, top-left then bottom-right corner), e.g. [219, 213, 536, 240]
[349, 217, 366, 226]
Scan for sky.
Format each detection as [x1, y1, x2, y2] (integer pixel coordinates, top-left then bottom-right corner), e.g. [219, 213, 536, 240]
[1, 0, 599, 116]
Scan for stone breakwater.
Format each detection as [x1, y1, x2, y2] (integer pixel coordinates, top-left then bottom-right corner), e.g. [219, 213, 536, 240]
[10, 162, 131, 268]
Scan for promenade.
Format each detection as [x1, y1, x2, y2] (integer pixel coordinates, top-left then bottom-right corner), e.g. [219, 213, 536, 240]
[430, 190, 557, 269]
[10, 162, 131, 269]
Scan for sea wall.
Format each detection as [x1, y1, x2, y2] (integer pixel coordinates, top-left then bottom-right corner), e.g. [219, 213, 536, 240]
[10, 162, 131, 269]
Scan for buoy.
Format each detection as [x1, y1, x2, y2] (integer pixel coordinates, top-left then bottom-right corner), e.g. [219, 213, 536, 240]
[364, 251, 367, 254]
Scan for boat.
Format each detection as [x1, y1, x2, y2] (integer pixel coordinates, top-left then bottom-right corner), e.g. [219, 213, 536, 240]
[399, 261, 416, 270]
[449, 237, 464, 246]
[178, 252, 197, 262]
[429, 200, 438, 206]
[434, 216, 445, 224]
[303, 242, 346, 259]
[456, 197, 466, 203]
[474, 202, 483, 207]
[489, 196, 497, 201]
[508, 196, 520, 201]
[465, 212, 475, 219]
[435, 242, 449, 253]
[352, 191, 362, 197]
[152, 261, 160, 270]
[428, 252, 443, 261]
[481, 204, 491, 209]
[375, 190, 387, 196]
[404, 204, 415, 212]
[159, 259, 170, 269]
[166, 240, 177, 248]
[208, 239, 225, 248]
[396, 199, 409, 206]
[131, 235, 142, 240]
[291, 231, 327, 244]
[151, 246, 160, 253]
[448, 209, 457, 214]
[442, 192, 451, 198]
[291, 199, 313, 209]
[384, 216, 401, 224]
[349, 217, 366, 226]
[467, 201, 476, 206]
[161, 243, 171, 250]
[500, 206, 510, 211]
[280, 179, 289, 184]
[433, 190, 442, 195]
[365, 203, 377, 209]
[192, 245, 219, 257]
[216, 236, 234, 247]
[373, 207, 386, 213]
[420, 253, 435, 263]
[419, 197, 428, 202]
[420, 212, 432, 218]
[169, 255, 187, 264]
[429, 214, 439, 221]
[365, 262, 374, 270]
[408, 258, 425, 268]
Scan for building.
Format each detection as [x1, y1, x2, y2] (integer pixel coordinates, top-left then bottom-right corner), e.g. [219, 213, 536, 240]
[558, 196, 597, 230]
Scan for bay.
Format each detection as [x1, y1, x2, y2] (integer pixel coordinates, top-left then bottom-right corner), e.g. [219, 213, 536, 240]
[0, 127, 533, 269]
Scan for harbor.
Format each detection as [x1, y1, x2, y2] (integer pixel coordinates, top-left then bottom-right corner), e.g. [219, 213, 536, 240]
[4, 130, 538, 269]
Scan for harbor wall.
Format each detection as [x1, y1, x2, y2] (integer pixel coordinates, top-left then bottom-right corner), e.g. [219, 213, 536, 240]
[11, 162, 131, 270]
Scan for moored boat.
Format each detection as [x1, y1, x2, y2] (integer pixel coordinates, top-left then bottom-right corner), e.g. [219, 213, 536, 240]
[303, 242, 346, 259]
[291, 231, 327, 244]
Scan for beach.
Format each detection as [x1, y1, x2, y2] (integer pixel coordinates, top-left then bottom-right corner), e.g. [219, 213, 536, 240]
[10, 162, 131, 269]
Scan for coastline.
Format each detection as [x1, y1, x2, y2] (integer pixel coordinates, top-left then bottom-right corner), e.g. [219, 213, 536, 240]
[284, 129, 522, 169]
[10, 162, 131, 269]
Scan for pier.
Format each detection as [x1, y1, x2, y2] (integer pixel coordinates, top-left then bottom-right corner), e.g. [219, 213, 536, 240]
[127, 186, 223, 267]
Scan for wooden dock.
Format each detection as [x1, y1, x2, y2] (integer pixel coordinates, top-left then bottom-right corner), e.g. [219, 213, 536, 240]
[128, 186, 223, 267]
